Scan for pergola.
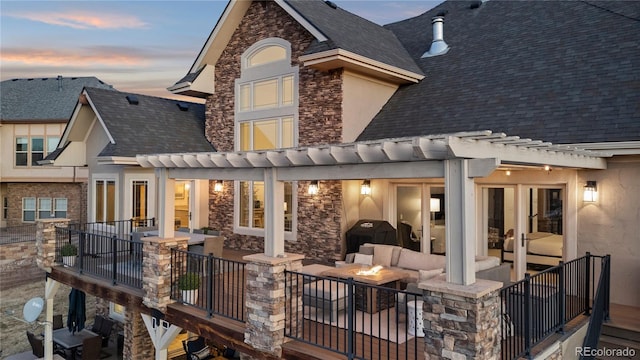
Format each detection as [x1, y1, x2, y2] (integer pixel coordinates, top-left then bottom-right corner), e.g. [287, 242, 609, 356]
[137, 130, 608, 285]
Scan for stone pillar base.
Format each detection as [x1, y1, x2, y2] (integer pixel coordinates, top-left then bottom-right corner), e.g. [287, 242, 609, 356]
[243, 253, 304, 357]
[419, 275, 503, 360]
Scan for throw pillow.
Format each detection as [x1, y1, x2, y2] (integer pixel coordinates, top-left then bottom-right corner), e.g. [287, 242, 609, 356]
[358, 245, 374, 255]
[419, 268, 443, 282]
[373, 245, 394, 267]
[353, 253, 373, 266]
[345, 253, 356, 263]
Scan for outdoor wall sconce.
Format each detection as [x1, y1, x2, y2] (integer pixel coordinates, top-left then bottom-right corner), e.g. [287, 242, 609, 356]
[583, 180, 597, 202]
[308, 180, 319, 195]
[360, 179, 371, 195]
[214, 180, 223, 192]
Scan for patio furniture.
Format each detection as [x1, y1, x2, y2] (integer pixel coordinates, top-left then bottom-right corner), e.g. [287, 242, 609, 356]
[407, 300, 425, 336]
[75, 334, 102, 359]
[303, 279, 348, 322]
[99, 317, 114, 347]
[90, 315, 104, 333]
[203, 235, 224, 258]
[321, 264, 408, 314]
[182, 336, 214, 359]
[52, 328, 99, 358]
[26, 331, 44, 358]
[53, 314, 64, 330]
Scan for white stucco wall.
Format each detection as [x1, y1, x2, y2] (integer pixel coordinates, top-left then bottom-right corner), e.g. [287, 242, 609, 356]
[578, 155, 640, 307]
[341, 71, 397, 143]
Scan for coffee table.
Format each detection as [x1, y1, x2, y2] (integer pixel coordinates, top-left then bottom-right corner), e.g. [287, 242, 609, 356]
[321, 264, 408, 313]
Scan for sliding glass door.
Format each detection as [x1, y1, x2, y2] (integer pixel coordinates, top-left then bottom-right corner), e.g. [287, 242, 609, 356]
[394, 184, 445, 253]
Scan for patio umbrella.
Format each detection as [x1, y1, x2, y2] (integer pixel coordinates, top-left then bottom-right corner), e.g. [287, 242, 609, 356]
[66, 288, 86, 333]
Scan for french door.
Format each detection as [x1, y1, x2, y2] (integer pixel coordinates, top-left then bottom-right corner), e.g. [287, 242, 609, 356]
[481, 185, 564, 281]
[394, 184, 445, 253]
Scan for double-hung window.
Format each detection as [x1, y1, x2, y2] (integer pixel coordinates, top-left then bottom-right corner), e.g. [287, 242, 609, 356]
[22, 198, 36, 222]
[235, 38, 298, 236]
[95, 179, 116, 222]
[15, 135, 60, 167]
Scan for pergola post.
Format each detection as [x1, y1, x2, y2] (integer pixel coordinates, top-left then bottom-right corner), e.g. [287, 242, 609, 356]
[444, 158, 476, 285]
[263, 168, 285, 257]
[156, 168, 175, 238]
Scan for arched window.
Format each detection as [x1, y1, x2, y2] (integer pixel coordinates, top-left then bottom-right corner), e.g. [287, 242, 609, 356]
[234, 38, 298, 238]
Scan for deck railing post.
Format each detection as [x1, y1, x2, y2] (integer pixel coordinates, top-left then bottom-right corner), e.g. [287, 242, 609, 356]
[347, 277, 354, 360]
[207, 253, 214, 318]
[604, 255, 611, 321]
[558, 261, 565, 333]
[524, 273, 532, 358]
[112, 235, 118, 285]
[585, 252, 591, 315]
[78, 231, 85, 274]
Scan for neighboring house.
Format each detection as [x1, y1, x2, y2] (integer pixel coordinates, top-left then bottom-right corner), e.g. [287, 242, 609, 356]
[157, 0, 639, 307]
[44, 87, 214, 226]
[0, 76, 113, 227]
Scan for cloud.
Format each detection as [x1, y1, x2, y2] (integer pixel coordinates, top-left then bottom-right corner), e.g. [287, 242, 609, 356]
[7, 10, 148, 30]
[1, 46, 149, 67]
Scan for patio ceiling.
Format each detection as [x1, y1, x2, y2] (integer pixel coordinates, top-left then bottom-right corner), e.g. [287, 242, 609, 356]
[137, 130, 609, 180]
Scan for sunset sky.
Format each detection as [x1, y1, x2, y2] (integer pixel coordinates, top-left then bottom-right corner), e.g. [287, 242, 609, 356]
[1, 1, 439, 100]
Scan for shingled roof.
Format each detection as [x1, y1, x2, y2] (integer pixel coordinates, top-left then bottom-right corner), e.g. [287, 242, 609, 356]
[1, 76, 112, 122]
[83, 87, 214, 157]
[284, 0, 423, 75]
[358, 0, 640, 145]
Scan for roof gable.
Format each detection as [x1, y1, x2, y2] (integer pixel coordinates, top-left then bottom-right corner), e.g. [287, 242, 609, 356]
[84, 88, 214, 158]
[358, 0, 640, 145]
[170, 0, 423, 95]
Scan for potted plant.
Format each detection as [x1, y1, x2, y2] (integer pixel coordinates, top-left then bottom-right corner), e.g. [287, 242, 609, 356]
[61, 243, 78, 267]
[178, 272, 201, 304]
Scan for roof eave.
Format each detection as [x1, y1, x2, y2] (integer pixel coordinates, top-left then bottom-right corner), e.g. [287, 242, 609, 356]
[300, 49, 424, 84]
[97, 156, 139, 166]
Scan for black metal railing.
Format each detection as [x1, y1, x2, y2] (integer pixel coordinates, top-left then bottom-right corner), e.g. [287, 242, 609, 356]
[0, 224, 37, 244]
[580, 255, 611, 359]
[68, 218, 156, 238]
[500, 253, 610, 360]
[284, 271, 422, 360]
[170, 248, 246, 322]
[55, 227, 143, 289]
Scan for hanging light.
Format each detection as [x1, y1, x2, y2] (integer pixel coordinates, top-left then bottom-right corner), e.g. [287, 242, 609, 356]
[214, 180, 223, 192]
[308, 180, 319, 195]
[583, 181, 597, 202]
[360, 179, 371, 195]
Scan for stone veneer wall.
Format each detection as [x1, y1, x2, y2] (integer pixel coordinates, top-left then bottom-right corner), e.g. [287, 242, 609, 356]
[123, 307, 154, 360]
[422, 279, 502, 359]
[205, 1, 343, 262]
[5, 182, 85, 226]
[0, 240, 43, 290]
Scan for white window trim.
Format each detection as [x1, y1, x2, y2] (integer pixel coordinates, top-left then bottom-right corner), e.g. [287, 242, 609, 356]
[22, 197, 36, 222]
[233, 181, 297, 241]
[54, 198, 68, 218]
[92, 174, 118, 222]
[233, 38, 299, 240]
[38, 198, 52, 219]
[109, 302, 125, 323]
[131, 179, 149, 220]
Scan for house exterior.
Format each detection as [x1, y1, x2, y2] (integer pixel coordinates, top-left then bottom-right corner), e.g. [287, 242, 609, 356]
[32, 1, 638, 359]
[156, 0, 639, 307]
[0, 76, 112, 227]
[45, 87, 214, 227]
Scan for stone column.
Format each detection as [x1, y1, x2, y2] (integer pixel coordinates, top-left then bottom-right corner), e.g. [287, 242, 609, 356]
[36, 218, 70, 271]
[123, 307, 155, 360]
[420, 277, 503, 360]
[243, 253, 305, 358]
[142, 235, 188, 311]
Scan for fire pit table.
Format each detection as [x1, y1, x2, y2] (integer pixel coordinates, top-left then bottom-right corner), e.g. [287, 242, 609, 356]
[321, 264, 408, 313]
